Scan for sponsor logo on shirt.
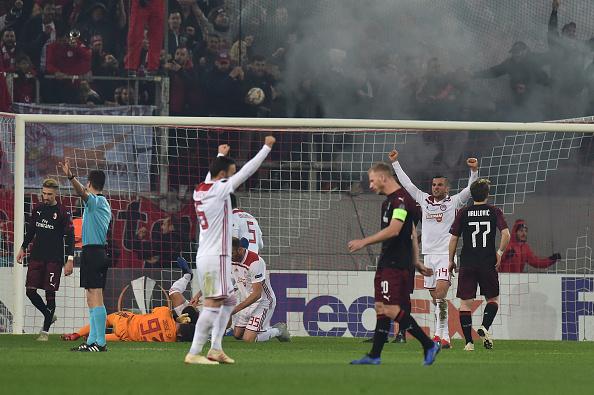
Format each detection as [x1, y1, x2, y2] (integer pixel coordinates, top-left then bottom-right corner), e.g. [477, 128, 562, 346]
[426, 212, 444, 223]
[36, 218, 55, 229]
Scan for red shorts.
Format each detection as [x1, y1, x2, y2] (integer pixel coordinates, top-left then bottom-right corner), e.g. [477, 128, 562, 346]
[374, 268, 411, 306]
[26, 260, 62, 291]
[456, 265, 499, 300]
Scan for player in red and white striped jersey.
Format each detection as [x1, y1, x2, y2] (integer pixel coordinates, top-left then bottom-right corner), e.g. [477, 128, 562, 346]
[390, 150, 479, 348]
[185, 136, 275, 366]
[230, 194, 264, 253]
[231, 237, 289, 342]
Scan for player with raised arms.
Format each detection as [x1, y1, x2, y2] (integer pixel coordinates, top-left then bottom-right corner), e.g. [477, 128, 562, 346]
[231, 237, 289, 342]
[17, 178, 74, 341]
[185, 136, 275, 365]
[231, 193, 264, 253]
[449, 179, 510, 351]
[390, 149, 479, 348]
[348, 162, 440, 366]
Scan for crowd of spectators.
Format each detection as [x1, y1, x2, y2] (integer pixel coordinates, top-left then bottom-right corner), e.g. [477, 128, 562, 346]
[0, 1, 593, 121]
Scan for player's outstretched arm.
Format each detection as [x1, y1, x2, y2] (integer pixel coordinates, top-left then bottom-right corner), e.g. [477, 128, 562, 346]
[453, 158, 479, 205]
[205, 144, 231, 182]
[229, 136, 275, 191]
[348, 215, 405, 252]
[388, 150, 428, 204]
[59, 158, 89, 201]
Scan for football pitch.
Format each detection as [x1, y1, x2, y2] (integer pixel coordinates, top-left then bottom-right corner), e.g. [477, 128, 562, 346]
[1, 336, 592, 395]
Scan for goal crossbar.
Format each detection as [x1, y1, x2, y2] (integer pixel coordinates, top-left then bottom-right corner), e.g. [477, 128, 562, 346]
[7, 113, 594, 132]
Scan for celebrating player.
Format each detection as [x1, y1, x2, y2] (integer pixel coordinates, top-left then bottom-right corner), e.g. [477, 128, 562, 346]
[185, 136, 275, 365]
[60, 160, 112, 352]
[231, 194, 264, 253]
[449, 179, 510, 351]
[348, 163, 440, 366]
[16, 178, 74, 341]
[390, 149, 479, 348]
[231, 237, 289, 342]
[61, 261, 199, 342]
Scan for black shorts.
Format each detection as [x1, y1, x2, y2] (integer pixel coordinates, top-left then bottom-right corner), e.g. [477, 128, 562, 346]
[374, 268, 411, 306]
[456, 265, 499, 300]
[80, 245, 108, 289]
[26, 260, 62, 291]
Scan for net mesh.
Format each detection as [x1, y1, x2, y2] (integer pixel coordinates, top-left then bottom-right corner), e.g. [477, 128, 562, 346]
[0, 116, 592, 339]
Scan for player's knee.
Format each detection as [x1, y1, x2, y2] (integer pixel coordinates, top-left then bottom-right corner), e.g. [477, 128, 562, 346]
[487, 296, 499, 304]
[434, 282, 449, 299]
[459, 299, 474, 311]
[242, 336, 256, 343]
[383, 305, 400, 320]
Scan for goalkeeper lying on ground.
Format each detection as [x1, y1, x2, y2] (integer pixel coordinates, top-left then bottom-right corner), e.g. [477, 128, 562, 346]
[61, 258, 199, 342]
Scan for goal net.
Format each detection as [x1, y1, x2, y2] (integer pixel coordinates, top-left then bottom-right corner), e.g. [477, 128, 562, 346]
[0, 114, 592, 340]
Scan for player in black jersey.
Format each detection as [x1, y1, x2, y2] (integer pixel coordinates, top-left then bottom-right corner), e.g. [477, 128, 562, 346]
[17, 178, 74, 341]
[348, 162, 440, 366]
[449, 179, 510, 350]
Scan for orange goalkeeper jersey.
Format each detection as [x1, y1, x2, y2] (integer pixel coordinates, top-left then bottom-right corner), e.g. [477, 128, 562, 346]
[111, 307, 177, 342]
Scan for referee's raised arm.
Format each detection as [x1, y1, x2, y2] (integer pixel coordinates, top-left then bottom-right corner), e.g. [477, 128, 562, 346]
[59, 158, 89, 201]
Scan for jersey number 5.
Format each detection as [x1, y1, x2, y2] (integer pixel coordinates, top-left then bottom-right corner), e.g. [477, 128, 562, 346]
[469, 221, 491, 248]
[246, 221, 256, 243]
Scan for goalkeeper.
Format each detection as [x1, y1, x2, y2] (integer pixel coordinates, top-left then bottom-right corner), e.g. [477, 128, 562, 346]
[61, 258, 199, 342]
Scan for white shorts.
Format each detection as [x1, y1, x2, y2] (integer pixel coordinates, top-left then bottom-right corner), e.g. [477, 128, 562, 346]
[196, 255, 234, 298]
[423, 255, 451, 289]
[234, 301, 275, 333]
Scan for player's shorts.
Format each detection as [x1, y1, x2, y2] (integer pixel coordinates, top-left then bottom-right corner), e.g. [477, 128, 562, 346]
[234, 301, 275, 332]
[80, 245, 108, 289]
[374, 267, 411, 306]
[26, 260, 62, 291]
[196, 255, 233, 299]
[423, 255, 451, 289]
[456, 265, 499, 300]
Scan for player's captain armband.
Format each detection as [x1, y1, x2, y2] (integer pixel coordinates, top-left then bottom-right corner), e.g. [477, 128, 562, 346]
[392, 207, 408, 222]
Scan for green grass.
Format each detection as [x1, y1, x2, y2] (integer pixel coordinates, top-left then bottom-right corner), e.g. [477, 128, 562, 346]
[1, 336, 592, 395]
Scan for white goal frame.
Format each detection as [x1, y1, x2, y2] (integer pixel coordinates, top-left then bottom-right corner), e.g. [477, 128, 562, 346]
[9, 113, 594, 334]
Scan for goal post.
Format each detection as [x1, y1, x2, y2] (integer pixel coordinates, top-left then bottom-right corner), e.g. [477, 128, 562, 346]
[2, 113, 593, 339]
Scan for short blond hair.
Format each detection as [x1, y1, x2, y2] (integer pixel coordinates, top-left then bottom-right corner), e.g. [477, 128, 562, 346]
[368, 162, 393, 175]
[42, 178, 59, 189]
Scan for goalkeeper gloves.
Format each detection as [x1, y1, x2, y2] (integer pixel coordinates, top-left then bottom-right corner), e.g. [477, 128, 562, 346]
[549, 253, 561, 261]
[175, 313, 192, 324]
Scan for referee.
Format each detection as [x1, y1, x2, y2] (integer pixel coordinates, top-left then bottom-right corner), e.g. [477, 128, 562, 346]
[60, 159, 111, 352]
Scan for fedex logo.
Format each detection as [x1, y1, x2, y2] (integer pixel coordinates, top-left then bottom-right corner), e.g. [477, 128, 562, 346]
[270, 273, 463, 338]
[270, 273, 375, 337]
